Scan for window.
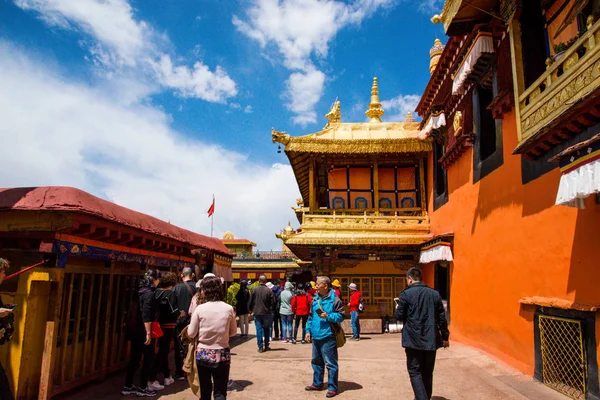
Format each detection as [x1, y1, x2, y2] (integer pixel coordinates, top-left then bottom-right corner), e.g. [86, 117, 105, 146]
[327, 167, 373, 209]
[379, 198, 392, 208]
[332, 196, 345, 209]
[520, 0, 547, 88]
[472, 73, 504, 183]
[433, 139, 448, 210]
[354, 197, 368, 209]
[378, 166, 419, 209]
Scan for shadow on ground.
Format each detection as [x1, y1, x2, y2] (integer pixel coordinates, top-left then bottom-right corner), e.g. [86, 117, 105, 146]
[431, 397, 450, 400]
[229, 380, 253, 392]
[339, 381, 363, 393]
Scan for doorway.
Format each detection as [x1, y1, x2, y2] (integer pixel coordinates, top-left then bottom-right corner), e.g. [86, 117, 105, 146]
[435, 262, 450, 324]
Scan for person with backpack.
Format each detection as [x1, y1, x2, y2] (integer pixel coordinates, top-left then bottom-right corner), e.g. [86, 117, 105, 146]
[172, 267, 197, 380]
[122, 269, 161, 397]
[149, 272, 181, 390]
[348, 283, 362, 341]
[291, 282, 312, 344]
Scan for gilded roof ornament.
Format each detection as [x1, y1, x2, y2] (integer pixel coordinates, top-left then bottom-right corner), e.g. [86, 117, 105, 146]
[404, 112, 416, 123]
[271, 127, 291, 145]
[223, 232, 234, 240]
[324, 98, 342, 128]
[365, 77, 385, 123]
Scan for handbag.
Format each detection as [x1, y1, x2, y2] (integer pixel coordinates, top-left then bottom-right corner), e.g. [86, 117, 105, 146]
[151, 321, 163, 339]
[317, 297, 346, 348]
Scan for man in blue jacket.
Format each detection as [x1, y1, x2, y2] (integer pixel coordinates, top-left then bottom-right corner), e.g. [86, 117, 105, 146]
[304, 276, 345, 398]
[395, 267, 449, 400]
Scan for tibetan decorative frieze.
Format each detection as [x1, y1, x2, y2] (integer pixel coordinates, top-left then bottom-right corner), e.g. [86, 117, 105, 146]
[488, 90, 514, 119]
[516, 18, 600, 157]
[439, 131, 475, 169]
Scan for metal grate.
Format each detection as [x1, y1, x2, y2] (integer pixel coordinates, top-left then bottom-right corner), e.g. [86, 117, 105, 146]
[539, 315, 587, 400]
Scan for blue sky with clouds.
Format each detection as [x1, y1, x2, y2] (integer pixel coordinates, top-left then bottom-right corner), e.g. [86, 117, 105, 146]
[0, 0, 444, 249]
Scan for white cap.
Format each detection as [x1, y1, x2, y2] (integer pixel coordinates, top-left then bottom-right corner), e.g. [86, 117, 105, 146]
[266, 282, 274, 289]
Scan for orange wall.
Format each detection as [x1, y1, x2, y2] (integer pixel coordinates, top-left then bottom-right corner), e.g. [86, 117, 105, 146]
[427, 110, 600, 375]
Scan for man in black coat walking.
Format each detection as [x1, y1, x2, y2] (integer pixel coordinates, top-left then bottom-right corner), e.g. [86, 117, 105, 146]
[395, 267, 449, 400]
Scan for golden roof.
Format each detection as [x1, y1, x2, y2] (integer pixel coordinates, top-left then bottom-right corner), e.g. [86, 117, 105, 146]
[271, 76, 430, 204]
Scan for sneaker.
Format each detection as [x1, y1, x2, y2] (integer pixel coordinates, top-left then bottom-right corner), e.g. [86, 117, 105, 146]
[281, 338, 286, 342]
[135, 387, 157, 397]
[292, 339, 297, 344]
[227, 379, 236, 392]
[121, 385, 138, 396]
[258, 347, 264, 353]
[326, 390, 338, 398]
[173, 374, 186, 381]
[163, 376, 175, 386]
[286, 339, 291, 343]
[264, 346, 271, 352]
[301, 340, 306, 344]
[147, 381, 164, 391]
[305, 384, 326, 391]
[354, 337, 360, 341]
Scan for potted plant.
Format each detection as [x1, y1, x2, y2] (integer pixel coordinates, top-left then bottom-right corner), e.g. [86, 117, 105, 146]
[554, 42, 568, 60]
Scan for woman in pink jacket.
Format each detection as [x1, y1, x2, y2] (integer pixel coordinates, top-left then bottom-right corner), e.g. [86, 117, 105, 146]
[187, 276, 237, 399]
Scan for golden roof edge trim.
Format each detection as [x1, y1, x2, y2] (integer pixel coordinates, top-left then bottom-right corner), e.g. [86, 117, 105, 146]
[285, 138, 432, 154]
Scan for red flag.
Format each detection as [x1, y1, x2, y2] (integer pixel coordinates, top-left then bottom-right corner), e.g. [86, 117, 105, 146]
[207, 196, 215, 217]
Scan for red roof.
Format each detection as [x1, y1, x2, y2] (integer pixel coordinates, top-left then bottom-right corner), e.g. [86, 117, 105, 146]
[0, 187, 231, 256]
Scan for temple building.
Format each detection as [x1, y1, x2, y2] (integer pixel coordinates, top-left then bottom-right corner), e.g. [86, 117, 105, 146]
[0, 186, 232, 399]
[221, 232, 303, 282]
[272, 78, 434, 318]
[418, 1, 600, 399]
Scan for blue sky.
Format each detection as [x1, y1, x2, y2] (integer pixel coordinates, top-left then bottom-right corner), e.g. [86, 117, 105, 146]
[0, 0, 444, 249]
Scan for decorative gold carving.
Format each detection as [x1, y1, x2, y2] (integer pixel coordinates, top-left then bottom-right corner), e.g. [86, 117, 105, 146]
[453, 111, 463, 137]
[529, 86, 542, 102]
[365, 77, 385, 123]
[563, 53, 580, 72]
[588, 15, 595, 29]
[324, 99, 341, 128]
[285, 137, 432, 154]
[271, 128, 291, 145]
[393, 261, 415, 271]
[520, 57, 600, 139]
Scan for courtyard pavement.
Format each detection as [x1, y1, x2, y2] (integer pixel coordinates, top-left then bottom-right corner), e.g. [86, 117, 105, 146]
[58, 324, 568, 400]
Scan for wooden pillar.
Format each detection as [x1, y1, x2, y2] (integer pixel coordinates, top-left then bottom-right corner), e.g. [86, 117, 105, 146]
[509, 18, 525, 143]
[373, 160, 379, 215]
[419, 158, 427, 215]
[39, 270, 65, 400]
[309, 157, 316, 213]
[100, 261, 115, 379]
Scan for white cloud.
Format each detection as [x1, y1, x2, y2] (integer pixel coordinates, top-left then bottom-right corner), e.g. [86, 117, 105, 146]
[381, 94, 421, 121]
[285, 68, 326, 126]
[234, 0, 396, 124]
[418, 0, 444, 13]
[0, 42, 297, 249]
[244, 105, 253, 113]
[14, 0, 237, 102]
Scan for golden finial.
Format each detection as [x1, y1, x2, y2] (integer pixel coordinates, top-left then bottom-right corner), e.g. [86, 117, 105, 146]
[324, 98, 341, 128]
[365, 77, 384, 123]
[431, 14, 442, 24]
[404, 111, 416, 123]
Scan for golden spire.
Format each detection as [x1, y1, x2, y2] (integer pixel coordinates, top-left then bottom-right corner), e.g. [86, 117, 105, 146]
[404, 111, 416, 123]
[365, 77, 384, 123]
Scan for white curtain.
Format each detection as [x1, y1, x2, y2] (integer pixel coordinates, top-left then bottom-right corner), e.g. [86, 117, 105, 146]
[417, 112, 446, 140]
[556, 158, 600, 209]
[419, 244, 453, 264]
[452, 33, 494, 95]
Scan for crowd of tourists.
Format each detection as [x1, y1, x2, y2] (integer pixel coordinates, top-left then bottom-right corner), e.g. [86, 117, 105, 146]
[117, 265, 448, 400]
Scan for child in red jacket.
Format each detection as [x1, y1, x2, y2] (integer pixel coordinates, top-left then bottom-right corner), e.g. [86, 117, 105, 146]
[291, 283, 312, 344]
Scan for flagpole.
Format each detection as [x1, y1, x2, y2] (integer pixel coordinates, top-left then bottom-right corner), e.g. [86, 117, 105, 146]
[211, 194, 214, 237]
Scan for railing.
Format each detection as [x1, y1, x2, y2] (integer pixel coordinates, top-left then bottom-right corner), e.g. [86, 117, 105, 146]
[233, 250, 294, 260]
[310, 207, 423, 216]
[301, 213, 429, 230]
[519, 17, 600, 143]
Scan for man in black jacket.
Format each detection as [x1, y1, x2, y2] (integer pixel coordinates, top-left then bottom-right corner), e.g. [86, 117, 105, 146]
[249, 275, 275, 352]
[395, 267, 449, 400]
[172, 267, 197, 380]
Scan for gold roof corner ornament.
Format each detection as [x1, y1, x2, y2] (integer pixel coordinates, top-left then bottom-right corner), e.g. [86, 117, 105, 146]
[404, 111, 416, 123]
[324, 98, 342, 129]
[272, 127, 291, 145]
[365, 77, 385, 123]
[296, 198, 304, 206]
[276, 222, 296, 241]
[431, 14, 442, 24]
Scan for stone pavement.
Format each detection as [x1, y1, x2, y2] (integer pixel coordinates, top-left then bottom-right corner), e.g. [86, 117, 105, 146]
[58, 324, 568, 400]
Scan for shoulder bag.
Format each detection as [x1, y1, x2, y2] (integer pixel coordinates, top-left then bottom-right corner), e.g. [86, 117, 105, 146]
[317, 298, 346, 348]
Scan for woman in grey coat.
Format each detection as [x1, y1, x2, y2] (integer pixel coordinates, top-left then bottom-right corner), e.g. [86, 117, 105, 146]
[279, 282, 295, 342]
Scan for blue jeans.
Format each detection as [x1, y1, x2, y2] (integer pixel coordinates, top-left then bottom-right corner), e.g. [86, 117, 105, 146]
[351, 311, 360, 338]
[311, 336, 339, 392]
[281, 314, 294, 340]
[254, 314, 272, 349]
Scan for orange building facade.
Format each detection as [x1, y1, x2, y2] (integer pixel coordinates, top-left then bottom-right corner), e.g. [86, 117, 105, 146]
[423, 1, 600, 398]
